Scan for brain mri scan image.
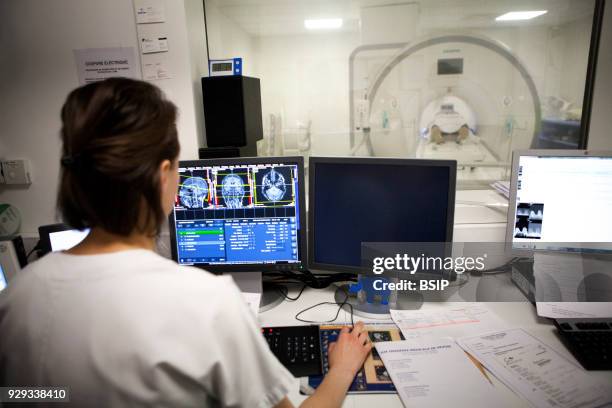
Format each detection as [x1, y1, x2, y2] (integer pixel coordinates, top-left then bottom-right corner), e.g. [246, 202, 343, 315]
[221, 173, 246, 208]
[262, 168, 287, 202]
[179, 177, 209, 208]
[255, 166, 294, 206]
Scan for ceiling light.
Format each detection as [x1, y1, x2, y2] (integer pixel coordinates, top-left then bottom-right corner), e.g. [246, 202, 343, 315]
[304, 18, 343, 30]
[495, 10, 547, 21]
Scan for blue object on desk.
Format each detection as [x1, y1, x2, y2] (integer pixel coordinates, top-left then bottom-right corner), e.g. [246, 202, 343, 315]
[349, 276, 391, 305]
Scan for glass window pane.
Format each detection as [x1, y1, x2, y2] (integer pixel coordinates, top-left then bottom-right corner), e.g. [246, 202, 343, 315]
[204, 0, 596, 188]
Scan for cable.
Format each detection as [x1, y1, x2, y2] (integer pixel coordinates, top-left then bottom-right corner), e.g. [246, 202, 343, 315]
[295, 286, 354, 328]
[447, 272, 470, 287]
[276, 284, 307, 301]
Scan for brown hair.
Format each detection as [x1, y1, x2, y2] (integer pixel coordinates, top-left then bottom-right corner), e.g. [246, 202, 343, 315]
[57, 77, 179, 236]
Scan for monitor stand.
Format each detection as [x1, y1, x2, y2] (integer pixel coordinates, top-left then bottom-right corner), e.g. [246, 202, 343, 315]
[333, 283, 424, 319]
[226, 272, 284, 313]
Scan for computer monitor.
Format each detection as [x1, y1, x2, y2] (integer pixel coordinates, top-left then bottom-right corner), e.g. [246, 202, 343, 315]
[308, 157, 456, 273]
[507, 150, 612, 253]
[169, 157, 306, 272]
[0, 265, 8, 292]
[38, 224, 90, 255]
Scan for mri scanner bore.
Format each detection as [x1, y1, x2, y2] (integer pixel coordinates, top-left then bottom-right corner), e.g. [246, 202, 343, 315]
[350, 34, 542, 183]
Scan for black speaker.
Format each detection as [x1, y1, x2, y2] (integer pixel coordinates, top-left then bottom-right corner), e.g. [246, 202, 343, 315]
[201, 76, 263, 149]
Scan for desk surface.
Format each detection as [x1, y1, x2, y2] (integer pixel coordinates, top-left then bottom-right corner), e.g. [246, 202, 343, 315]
[255, 190, 611, 406]
[257, 285, 612, 407]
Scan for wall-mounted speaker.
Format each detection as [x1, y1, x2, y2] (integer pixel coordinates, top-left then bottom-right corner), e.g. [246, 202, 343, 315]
[201, 76, 263, 151]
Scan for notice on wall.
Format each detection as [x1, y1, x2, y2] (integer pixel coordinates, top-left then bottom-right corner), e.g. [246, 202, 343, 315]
[139, 35, 169, 54]
[134, 0, 166, 24]
[142, 61, 171, 80]
[73, 47, 139, 85]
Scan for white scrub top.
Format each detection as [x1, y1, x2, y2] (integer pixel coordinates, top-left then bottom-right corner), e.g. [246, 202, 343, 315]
[0, 249, 295, 407]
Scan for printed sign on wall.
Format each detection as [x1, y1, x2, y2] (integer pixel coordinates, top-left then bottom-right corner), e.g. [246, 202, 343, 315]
[73, 47, 139, 84]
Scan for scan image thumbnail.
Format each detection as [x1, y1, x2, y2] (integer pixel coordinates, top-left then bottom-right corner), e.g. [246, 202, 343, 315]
[254, 166, 294, 206]
[514, 203, 544, 239]
[217, 170, 250, 209]
[178, 176, 209, 208]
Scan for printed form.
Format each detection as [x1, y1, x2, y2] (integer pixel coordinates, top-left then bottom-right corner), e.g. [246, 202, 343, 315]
[390, 302, 505, 341]
[375, 340, 504, 408]
[457, 328, 612, 408]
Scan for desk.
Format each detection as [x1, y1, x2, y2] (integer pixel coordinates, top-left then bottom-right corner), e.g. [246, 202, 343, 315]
[258, 285, 612, 407]
[256, 189, 612, 407]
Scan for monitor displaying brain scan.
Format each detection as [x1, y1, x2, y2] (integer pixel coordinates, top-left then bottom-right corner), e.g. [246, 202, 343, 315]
[178, 176, 209, 208]
[172, 160, 301, 267]
[218, 170, 248, 209]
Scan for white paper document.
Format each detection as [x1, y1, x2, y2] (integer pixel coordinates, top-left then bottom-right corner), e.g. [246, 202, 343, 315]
[536, 302, 612, 318]
[140, 35, 169, 54]
[375, 340, 502, 408]
[142, 61, 171, 80]
[534, 252, 612, 302]
[457, 328, 612, 408]
[73, 47, 139, 85]
[390, 302, 505, 341]
[134, 0, 166, 23]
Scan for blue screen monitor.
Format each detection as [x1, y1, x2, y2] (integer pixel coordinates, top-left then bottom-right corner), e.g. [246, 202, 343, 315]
[169, 157, 306, 272]
[308, 157, 456, 273]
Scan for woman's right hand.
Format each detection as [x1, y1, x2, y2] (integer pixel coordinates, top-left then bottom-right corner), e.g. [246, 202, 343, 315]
[295, 322, 373, 408]
[327, 321, 373, 380]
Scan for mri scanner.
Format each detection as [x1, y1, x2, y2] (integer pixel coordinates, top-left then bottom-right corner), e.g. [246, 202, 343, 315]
[349, 33, 541, 184]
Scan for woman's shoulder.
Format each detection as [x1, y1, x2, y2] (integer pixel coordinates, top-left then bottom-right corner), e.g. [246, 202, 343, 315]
[18, 249, 232, 292]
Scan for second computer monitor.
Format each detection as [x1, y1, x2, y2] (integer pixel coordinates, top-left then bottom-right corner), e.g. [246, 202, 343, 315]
[507, 150, 612, 253]
[169, 157, 306, 272]
[308, 157, 456, 273]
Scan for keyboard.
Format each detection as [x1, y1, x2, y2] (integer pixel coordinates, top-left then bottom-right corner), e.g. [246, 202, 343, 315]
[261, 325, 323, 377]
[554, 318, 612, 370]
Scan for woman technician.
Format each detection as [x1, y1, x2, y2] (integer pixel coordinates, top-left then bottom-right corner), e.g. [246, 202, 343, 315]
[0, 78, 372, 407]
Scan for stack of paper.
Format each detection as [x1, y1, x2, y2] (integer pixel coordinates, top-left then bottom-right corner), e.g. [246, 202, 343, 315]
[457, 328, 612, 408]
[375, 340, 504, 408]
[536, 302, 612, 318]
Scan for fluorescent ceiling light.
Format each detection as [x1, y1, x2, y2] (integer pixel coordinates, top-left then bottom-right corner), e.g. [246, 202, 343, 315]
[304, 18, 343, 30]
[496, 10, 547, 21]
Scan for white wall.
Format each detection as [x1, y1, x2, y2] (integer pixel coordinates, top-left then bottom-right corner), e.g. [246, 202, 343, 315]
[588, 3, 612, 150]
[204, 1, 255, 77]
[0, 0, 202, 235]
[185, 0, 209, 148]
[253, 33, 361, 154]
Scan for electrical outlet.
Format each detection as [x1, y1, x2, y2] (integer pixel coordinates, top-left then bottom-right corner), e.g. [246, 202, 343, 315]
[1, 160, 32, 185]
